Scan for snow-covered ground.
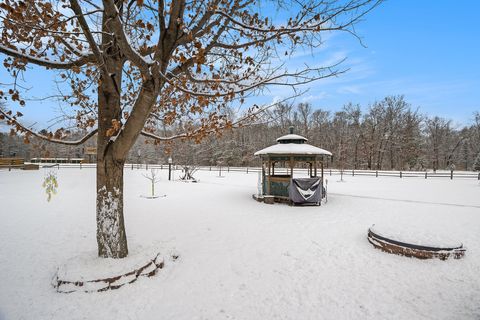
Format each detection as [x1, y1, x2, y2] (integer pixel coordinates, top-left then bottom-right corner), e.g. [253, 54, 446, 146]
[0, 168, 479, 320]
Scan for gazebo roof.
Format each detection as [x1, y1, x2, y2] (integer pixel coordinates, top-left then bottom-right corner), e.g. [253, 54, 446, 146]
[254, 128, 332, 157]
[254, 143, 332, 156]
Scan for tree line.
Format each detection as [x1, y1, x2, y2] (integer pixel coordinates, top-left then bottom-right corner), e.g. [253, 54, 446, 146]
[168, 95, 480, 171]
[2, 95, 480, 171]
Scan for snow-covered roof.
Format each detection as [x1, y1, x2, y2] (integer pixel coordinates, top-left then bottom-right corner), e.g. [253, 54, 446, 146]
[276, 134, 308, 143]
[254, 143, 332, 156]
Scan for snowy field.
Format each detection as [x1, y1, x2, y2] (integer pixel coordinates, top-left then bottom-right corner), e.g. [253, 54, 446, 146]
[0, 168, 479, 320]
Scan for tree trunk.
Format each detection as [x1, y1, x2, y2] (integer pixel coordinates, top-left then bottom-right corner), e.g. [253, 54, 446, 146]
[95, 6, 128, 258]
[390, 146, 394, 170]
[96, 68, 128, 257]
[354, 138, 359, 169]
[376, 140, 383, 170]
[96, 154, 128, 258]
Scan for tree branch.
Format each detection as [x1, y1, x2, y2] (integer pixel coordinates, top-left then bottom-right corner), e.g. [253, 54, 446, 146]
[140, 92, 302, 142]
[112, 79, 159, 158]
[161, 61, 346, 98]
[69, 0, 105, 69]
[0, 45, 94, 69]
[102, 0, 152, 73]
[0, 109, 97, 146]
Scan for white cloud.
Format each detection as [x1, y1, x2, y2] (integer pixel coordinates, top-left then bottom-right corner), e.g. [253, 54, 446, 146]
[337, 85, 362, 94]
[301, 92, 328, 102]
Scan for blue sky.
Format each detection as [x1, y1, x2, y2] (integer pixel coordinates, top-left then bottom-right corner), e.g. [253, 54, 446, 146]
[2, 0, 479, 129]
[256, 0, 480, 126]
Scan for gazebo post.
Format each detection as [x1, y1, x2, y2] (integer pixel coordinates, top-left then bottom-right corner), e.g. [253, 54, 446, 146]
[262, 161, 265, 192]
[272, 161, 275, 176]
[314, 156, 317, 177]
[267, 158, 271, 195]
[309, 162, 313, 177]
[321, 158, 324, 182]
[290, 157, 294, 177]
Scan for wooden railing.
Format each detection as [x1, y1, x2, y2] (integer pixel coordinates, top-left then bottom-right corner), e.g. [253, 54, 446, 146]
[0, 158, 25, 171]
[11, 162, 479, 180]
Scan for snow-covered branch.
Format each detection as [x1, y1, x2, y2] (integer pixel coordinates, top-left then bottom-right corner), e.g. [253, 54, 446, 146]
[0, 109, 97, 145]
[0, 44, 94, 69]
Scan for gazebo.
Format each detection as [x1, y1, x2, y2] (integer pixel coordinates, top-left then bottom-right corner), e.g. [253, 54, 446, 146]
[253, 128, 332, 205]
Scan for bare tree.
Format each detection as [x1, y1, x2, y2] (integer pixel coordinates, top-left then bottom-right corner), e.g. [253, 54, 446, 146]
[343, 103, 362, 169]
[297, 103, 313, 136]
[270, 103, 294, 132]
[142, 169, 161, 198]
[399, 109, 423, 170]
[332, 110, 350, 179]
[425, 116, 451, 171]
[362, 101, 386, 169]
[474, 152, 480, 171]
[179, 165, 199, 182]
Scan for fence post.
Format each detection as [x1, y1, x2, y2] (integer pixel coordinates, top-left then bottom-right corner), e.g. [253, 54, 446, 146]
[228, 166, 230, 172]
[80, 162, 82, 170]
[209, 166, 211, 171]
[376, 170, 378, 177]
[352, 170, 355, 177]
[330, 169, 332, 176]
[450, 170, 453, 180]
[246, 167, 249, 174]
[478, 172, 480, 180]
[399, 171, 402, 178]
[425, 172, 427, 179]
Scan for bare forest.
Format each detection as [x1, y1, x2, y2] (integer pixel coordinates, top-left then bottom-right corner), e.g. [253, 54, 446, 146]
[2, 95, 479, 171]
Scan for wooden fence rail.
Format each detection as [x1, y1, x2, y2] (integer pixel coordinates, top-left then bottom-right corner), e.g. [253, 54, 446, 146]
[0, 158, 24, 171]
[10, 162, 479, 180]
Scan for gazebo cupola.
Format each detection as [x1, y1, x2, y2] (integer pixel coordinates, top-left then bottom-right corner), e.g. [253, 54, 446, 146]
[276, 127, 308, 144]
[254, 127, 332, 204]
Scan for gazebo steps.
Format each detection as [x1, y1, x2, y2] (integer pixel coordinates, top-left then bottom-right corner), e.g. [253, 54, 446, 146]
[252, 194, 291, 205]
